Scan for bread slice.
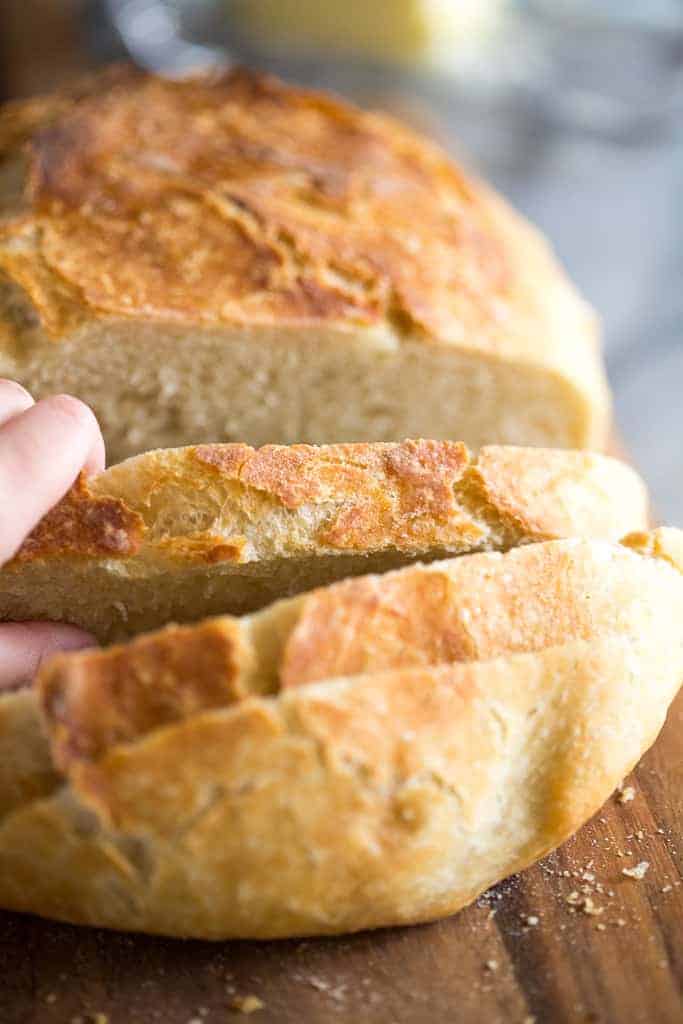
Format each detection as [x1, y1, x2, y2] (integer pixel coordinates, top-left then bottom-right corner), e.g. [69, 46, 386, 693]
[0, 67, 608, 462]
[0, 528, 680, 938]
[0, 440, 647, 642]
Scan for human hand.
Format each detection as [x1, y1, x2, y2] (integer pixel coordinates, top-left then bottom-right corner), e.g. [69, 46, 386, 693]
[0, 380, 105, 691]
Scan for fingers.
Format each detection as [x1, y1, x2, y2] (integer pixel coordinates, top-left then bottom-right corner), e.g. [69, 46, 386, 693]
[0, 379, 34, 426]
[0, 622, 95, 692]
[0, 393, 106, 565]
[0, 386, 105, 682]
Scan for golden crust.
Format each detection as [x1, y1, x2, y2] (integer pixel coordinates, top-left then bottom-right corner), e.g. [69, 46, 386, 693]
[0, 66, 139, 159]
[35, 533, 683, 774]
[42, 618, 248, 771]
[2, 67, 504, 338]
[0, 66, 589, 363]
[466, 445, 648, 540]
[621, 526, 683, 573]
[12, 472, 144, 563]
[0, 441, 648, 642]
[7, 441, 646, 567]
[194, 438, 479, 550]
[0, 532, 679, 938]
[277, 538, 622, 686]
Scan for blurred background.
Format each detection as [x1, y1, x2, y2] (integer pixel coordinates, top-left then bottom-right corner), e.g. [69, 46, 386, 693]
[1, 0, 682, 519]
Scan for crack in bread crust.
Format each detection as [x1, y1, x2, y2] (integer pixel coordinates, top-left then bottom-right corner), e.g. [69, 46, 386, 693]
[35, 533, 683, 774]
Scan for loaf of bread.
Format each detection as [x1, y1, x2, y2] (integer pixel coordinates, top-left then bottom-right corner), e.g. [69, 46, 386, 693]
[0, 528, 680, 938]
[0, 440, 647, 642]
[0, 67, 608, 463]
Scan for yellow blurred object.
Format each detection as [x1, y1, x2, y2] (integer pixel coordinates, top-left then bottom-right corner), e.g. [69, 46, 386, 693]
[237, 0, 506, 66]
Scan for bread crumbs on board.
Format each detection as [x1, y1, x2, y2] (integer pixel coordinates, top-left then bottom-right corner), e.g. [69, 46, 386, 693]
[622, 861, 650, 880]
[230, 995, 265, 1014]
[566, 892, 604, 916]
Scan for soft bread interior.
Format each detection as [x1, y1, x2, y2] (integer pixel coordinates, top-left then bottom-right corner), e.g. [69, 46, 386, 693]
[0, 442, 648, 643]
[0, 317, 602, 465]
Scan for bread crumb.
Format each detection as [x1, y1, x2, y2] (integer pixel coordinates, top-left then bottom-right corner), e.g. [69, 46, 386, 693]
[617, 784, 636, 804]
[622, 861, 649, 880]
[525, 915, 539, 927]
[307, 976, 329, 992]
[596, 923, 607, 931]
[45, 993, 57, 1004]
[661, 884, 673, 893]
[523, 1016, 536, 1024]
[485, 959, 499, 972]
[566, 891, 603, 916]
[616, 918, 627, 927]
[230, 996, 264, 1014]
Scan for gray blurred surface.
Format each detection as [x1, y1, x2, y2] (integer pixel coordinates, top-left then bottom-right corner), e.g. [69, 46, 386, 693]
[443, 113, 683, 525]
[497, 140, 683, 526]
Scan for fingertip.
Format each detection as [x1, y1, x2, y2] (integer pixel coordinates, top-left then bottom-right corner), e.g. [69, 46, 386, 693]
[0, 379, 35, 426]
[0, 379, 33, 402]
[40, 394, 106, 475]
[0, 393, 106, 564]
[42, 394, 99, 438]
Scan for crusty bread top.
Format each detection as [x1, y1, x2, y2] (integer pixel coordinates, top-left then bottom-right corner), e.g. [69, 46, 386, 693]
[0, 66, 594, 362]
[4, 441, 648, 570]
[37, 529, 683, 784]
